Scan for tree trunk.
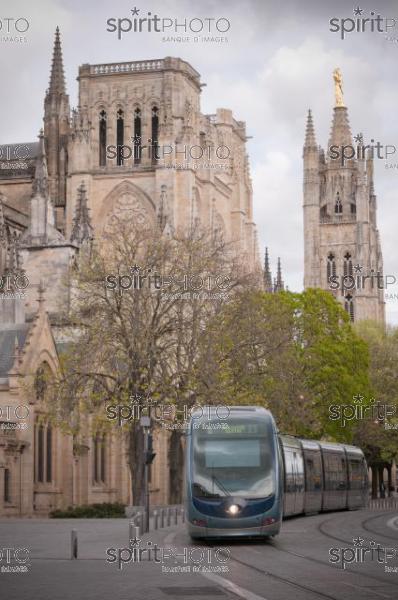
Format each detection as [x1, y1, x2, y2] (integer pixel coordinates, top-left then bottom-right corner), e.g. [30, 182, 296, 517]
[371, 465, 378, 499]
[387, 464, 392, 497]
[129, 421, 145, 505]
[168, 429, 184, 504]
[379, 466, 385, 498]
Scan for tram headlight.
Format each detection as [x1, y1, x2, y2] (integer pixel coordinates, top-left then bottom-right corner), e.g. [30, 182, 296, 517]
[227, 504, 240, 516]
[224, 497, 246, 516]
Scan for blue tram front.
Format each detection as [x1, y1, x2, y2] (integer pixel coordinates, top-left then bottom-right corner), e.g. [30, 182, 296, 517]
[185, 406, 283, 539]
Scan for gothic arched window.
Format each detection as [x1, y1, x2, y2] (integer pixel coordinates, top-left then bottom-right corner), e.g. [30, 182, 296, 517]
[33, 362, 54, 485]
[34, 362, 52, 401]
[34, 421, 53, 483]
[99, 110, 107, 167]
[327, 252, 336, 282]
[335, 193, 343, 214]
[151, 106, 159, 164]
[35, 367, 47, 401]
[4, 469, 10, 503]
[93, 433, 106, 484]
[344, 294, 355, 322]
[134, 107, 142, 165]
[46, 426, 52, 483]
[116, 108, 124, 166]
[343, 252, 353, 277]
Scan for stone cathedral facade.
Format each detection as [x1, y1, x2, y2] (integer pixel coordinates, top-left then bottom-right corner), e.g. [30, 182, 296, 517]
[303, 76, 385, 324]
[0, 29, 259, 516]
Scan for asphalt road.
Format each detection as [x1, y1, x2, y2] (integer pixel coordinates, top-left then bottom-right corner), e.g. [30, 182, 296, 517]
[1, 509, 397, 600]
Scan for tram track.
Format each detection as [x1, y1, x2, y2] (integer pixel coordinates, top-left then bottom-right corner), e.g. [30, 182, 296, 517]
[169, 527, 343, 600]
[317, 511, 398, 547]
[176, 511, 398, 600]
[361, 513, 398, 542]
[270, 537, 398, 591]
[311, 512, 398, 588]
[212, 538, 397, 599]
[198, 539, 348, 600]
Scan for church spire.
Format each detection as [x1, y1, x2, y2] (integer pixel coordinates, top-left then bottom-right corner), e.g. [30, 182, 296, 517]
[44, 27, 70, 227]
[274, 257, 285, 292]
[70, 182, 93, 246]
[328, 105, 353, 152]
[48, 26, 66, 96]
[328, 69, 353, 155]
[263, 247, 273, 293]
[304, 109, 317, 149]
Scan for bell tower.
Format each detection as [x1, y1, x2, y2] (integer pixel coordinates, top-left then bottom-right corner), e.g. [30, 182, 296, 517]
[303, 69, 385, 324]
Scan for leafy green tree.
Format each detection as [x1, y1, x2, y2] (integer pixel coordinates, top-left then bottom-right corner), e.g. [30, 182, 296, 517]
[353, 321, 398, 496]
[195, 288, 370, 440]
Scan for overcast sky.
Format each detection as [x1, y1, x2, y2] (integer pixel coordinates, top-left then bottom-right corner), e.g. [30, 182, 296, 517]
[2, 0, 398, 323]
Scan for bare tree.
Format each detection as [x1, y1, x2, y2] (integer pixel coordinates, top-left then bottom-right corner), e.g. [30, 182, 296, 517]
[48, 218, 258, 504]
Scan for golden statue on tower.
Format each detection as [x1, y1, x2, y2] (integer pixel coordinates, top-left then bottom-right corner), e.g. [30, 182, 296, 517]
[333, 68, 345, 107]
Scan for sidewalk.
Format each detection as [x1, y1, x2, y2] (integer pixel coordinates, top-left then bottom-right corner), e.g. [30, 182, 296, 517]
[0, 519, 230, 600]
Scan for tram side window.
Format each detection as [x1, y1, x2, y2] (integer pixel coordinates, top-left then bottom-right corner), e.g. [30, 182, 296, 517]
[339, 458, 347, 491]
[324, 453, 347, 491]
[295, 452, 305, 492]
[305, 457, 314, 491]
[284, 449, 295, 493]
[349, 458, 363, 490]
[305, 453, 322, 491]
[323, 453, 332, 491]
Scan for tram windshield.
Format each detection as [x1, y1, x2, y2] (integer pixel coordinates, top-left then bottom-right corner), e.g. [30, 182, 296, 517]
[192, 418, 275, 499]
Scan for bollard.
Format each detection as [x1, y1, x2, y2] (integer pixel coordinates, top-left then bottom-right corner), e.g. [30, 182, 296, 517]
[174, 506, 178, 525]
[161, 508, 165, 528]
[71, 529, 78, 560]
[140, 512, 145, 535]
[167, 507, 171, 527]
[135, 512, 141, 535]
[129, 521, 139, 544]
[154, 510, 159, 530]
[181, 508, 185, 523]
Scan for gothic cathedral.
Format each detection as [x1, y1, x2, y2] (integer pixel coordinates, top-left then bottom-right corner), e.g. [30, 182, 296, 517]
[0, 28, 258, 517]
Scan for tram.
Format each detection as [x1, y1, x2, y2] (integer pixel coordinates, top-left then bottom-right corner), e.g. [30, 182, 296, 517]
[185, 406, 368, 540]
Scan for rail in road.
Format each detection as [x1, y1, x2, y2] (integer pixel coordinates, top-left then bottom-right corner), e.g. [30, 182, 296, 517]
[173, 509, 398, 600]
[1, 507, 398, 600]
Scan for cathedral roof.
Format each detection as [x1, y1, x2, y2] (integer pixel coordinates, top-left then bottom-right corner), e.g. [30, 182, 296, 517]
[0, 142, 39, 161]
[0, 142, 38, 180]
[81, 57, 201, 90]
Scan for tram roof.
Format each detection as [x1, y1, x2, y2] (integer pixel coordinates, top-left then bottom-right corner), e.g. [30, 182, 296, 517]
[190, 405, 274, 421]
